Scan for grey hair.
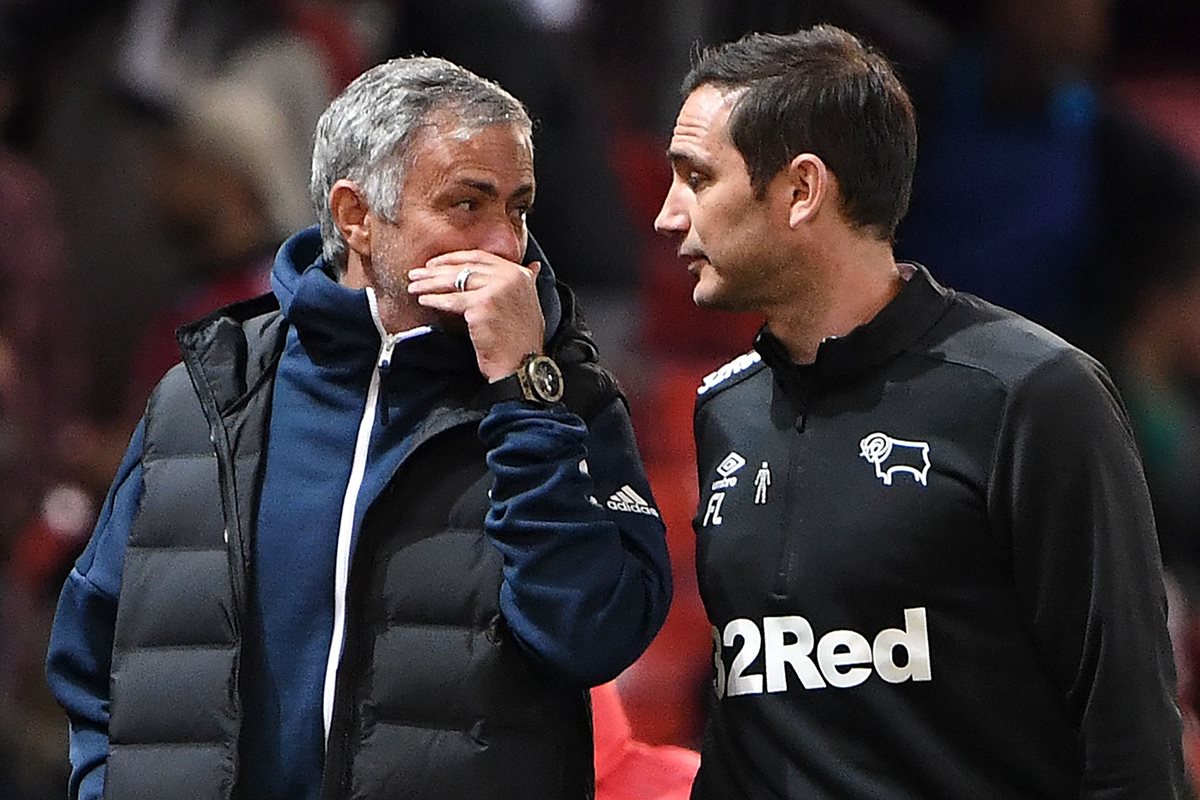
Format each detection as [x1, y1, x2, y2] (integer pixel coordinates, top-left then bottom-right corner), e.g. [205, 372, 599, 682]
[309, 56, 533, 275]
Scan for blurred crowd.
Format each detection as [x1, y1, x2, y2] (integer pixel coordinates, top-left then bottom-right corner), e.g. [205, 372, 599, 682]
[1, 0, 1198, 797]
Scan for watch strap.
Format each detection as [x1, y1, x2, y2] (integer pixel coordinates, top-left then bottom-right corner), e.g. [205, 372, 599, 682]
[476, 372, 528, 406]
[473, 354, 624, 418]
[476, 353, 562, 407]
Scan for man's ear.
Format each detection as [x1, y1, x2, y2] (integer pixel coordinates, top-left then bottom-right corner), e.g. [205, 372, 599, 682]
[330, 179, 372, 257]
[786, 153, 830, 229]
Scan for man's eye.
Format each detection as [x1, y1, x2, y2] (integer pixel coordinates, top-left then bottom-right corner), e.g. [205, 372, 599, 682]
[686, 172, 705, 190]
[455, 199, 478, 212]
[511, 205, 531, 222]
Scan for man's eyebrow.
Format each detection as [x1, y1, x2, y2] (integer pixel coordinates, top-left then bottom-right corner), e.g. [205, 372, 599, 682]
[457, 178, 500, 197]
[667, 149, 706, 171]
[455, 178, 535, 201]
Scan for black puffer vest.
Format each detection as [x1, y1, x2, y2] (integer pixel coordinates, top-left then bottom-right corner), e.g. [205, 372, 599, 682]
[105, 288, 618, 800]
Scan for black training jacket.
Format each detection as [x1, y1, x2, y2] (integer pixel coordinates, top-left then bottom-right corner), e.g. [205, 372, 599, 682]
[690, 264, 1189, 799]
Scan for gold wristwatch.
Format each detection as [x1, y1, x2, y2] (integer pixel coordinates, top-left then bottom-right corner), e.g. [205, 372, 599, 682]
[482, 353, 565, 406]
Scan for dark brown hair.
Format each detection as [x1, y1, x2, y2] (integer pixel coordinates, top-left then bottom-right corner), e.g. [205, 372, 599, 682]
[683, 25, 917, 241]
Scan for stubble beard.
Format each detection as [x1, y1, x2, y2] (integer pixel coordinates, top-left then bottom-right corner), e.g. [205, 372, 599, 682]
[363, 239, 436, 332]
[369, 243, 470, 335]
[695, 254, 789, 315]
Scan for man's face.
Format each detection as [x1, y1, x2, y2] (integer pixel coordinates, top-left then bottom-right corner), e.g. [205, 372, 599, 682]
[366, 119, 535, 302]
[654, 84, 787, 312]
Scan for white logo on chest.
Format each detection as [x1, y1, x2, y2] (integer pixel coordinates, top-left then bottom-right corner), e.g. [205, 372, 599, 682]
[712, 608, 932, 697]
[859, 432, 931, 486]
[704, 451, 747, 526]
[753, 462, 771, 504]
[711, 451, 746, 491]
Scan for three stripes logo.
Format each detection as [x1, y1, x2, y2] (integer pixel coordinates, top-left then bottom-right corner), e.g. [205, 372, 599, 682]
[607, 485, 661, 518]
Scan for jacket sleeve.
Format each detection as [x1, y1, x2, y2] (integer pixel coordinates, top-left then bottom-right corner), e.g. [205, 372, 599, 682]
[45, 420, 145, 800]
[479, 397, 672, 687]
[988, 351, 1189, 798]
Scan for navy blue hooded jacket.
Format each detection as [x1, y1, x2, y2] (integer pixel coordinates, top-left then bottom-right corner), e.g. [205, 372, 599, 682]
[45, 227, 672, 799]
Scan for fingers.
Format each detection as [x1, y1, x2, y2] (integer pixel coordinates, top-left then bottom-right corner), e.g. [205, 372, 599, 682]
[406, 266, 480, 297]
[407, 253, 538, 298]
[412, 290, 468, 314]
[405, 252, 544, 381]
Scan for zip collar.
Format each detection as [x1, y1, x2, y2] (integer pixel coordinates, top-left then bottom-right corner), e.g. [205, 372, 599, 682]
[755, 262, 955, 391]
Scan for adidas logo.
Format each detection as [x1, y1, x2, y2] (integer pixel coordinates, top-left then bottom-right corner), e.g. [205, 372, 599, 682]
[606, 485, 660, 517]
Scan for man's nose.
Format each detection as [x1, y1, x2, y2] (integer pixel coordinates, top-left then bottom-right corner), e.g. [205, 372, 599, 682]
[654, 184, 687, 236]
[481, 220, 525, 264]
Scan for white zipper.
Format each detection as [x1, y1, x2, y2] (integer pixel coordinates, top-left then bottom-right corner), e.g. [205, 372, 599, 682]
[321, 288, 432, 747]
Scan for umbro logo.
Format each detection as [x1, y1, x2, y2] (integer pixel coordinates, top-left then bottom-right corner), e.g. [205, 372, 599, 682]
[712, 451, 745, 490]
[607, 485, 660, 517]
[716, 452, 746, 478]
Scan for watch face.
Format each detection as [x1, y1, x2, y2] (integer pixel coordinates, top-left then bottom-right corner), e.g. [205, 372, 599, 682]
[527, 356, 564, 403]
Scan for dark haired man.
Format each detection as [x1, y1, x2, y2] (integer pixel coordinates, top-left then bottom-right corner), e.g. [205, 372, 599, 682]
[655, 24, 1189, 799]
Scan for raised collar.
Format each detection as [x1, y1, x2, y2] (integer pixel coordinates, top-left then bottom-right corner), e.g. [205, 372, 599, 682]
[754, 262, 954, 391]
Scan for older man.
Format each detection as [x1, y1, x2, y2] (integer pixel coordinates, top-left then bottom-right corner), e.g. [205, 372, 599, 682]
[47, 56, 671, 800]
